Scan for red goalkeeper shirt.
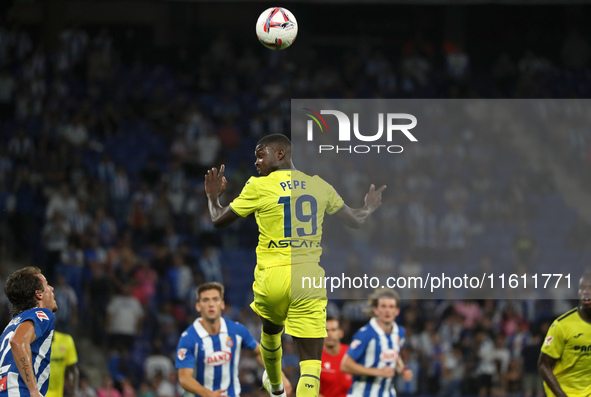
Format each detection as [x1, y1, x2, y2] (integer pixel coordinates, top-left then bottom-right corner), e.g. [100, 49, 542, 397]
[320, 344, 353, 397]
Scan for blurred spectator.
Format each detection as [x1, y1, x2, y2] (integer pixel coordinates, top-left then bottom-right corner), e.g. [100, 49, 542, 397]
[151, 372, 174, 397]
[439, 344, 464, 397]
[62, 114, 90, 148]
[445, 43, 470, 85]
[149, 193, 172, 243]
[454, 300, 482, 330]
[68, 200, 92, 237]
[106, 285, 145, 352]
[131, 258, 158, 308]
[59, 24, 88, 70]
[474, 329, 495, 397]
[78, 373, 97, 397]
[97, 374, 121, 397]
[95, 207, 118, 247]
[85, 264, 112, 345]
[521, 333, 545, 397]
[43, 211, 72, 273]
[8, 127, 35, 166]
[165, 253, 192, 303]
[565, 215, 591, 252]
[439, 204, 470, 262]
[143, 340, 174, 383]
[97, 154, 116, 184]
[407, 201, 438, 258]
[512, 221, 538, 269]
[217, 117, 240, 148]
[193, 127, 221, 175]
[198, 246, 224, 284]
[162, 160, 186, 217]
[53, 273, 79, 334]
[110, 165, 130, 226]
[47, 183, 78, 220]
[491, 334, 511, 378]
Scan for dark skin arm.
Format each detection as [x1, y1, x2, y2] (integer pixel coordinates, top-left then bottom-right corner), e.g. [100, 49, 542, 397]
[334, 184, 386, 229]
[10, 321, 43, 397]
[204, 165, 239, 228]
[538, 353, 568, 397]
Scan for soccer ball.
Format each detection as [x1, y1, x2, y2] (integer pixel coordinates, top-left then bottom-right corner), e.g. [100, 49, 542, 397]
[255, 7, 298, 50]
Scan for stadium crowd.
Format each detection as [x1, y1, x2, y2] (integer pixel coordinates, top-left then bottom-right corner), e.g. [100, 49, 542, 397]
[0, 15, 589, 397]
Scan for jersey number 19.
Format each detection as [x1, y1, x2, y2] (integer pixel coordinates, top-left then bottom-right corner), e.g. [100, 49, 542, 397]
[277, 195, 318, 238]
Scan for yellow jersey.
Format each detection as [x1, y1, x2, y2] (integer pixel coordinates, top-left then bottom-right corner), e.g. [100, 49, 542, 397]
[541, 307, 591, 397]
[230, 169, 344, 268]
[47, 332, 78, 397]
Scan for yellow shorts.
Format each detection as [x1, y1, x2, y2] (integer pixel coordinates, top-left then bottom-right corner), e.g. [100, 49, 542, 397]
[250, 263, 327, 338]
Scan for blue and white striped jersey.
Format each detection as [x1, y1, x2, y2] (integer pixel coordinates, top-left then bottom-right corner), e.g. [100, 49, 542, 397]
[346, 317, 406, 397]
[175, 317, 257, 397]
[0, 308, 55, 397]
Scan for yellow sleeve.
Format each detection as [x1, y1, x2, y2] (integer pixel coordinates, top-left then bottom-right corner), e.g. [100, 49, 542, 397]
[541, 320, 565, 360]
[229, 177, 260, 217]
[63, 334, 78, 366]
[323, 179, 345, 215]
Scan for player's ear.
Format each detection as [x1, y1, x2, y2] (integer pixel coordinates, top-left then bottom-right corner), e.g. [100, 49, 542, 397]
[276, 148, 285, 160]
[195, 302, 201, 313]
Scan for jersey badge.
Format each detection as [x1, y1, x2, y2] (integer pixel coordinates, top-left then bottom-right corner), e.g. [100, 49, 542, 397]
[226, 337, 234, 348]
[36, 311, 49, 321]
[177, 348, 187, 360]
[545, 336, 553, 346]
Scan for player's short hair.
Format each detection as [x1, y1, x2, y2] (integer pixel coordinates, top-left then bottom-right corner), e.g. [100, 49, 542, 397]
[257, 134, 292, 154]
[368, 289, 401, 309]
[6, 266, 43, 316]
[580, 270, 591, 283]
[326, 316, 341, 326]
[196, 282, 225, 302]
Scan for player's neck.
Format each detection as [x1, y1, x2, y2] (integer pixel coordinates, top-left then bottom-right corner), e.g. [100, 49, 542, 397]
[325, 344, 341, 356]
[201, 318, 221, 335]
[376, 319, 393, 334]
[579, 305, 591, 324]
[276, 160, 295, 171]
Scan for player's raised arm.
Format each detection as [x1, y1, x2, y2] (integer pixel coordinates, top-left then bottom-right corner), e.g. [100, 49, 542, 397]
[205, 165, 239, 228]
[538, 353, 568, 397]
[334, 184, 386, 228]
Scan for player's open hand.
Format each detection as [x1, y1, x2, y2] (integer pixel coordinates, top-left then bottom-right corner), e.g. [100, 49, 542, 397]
[205, 165, 228, 199]
[401, 368, 413, 382]
[364, 184, 386, 213]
